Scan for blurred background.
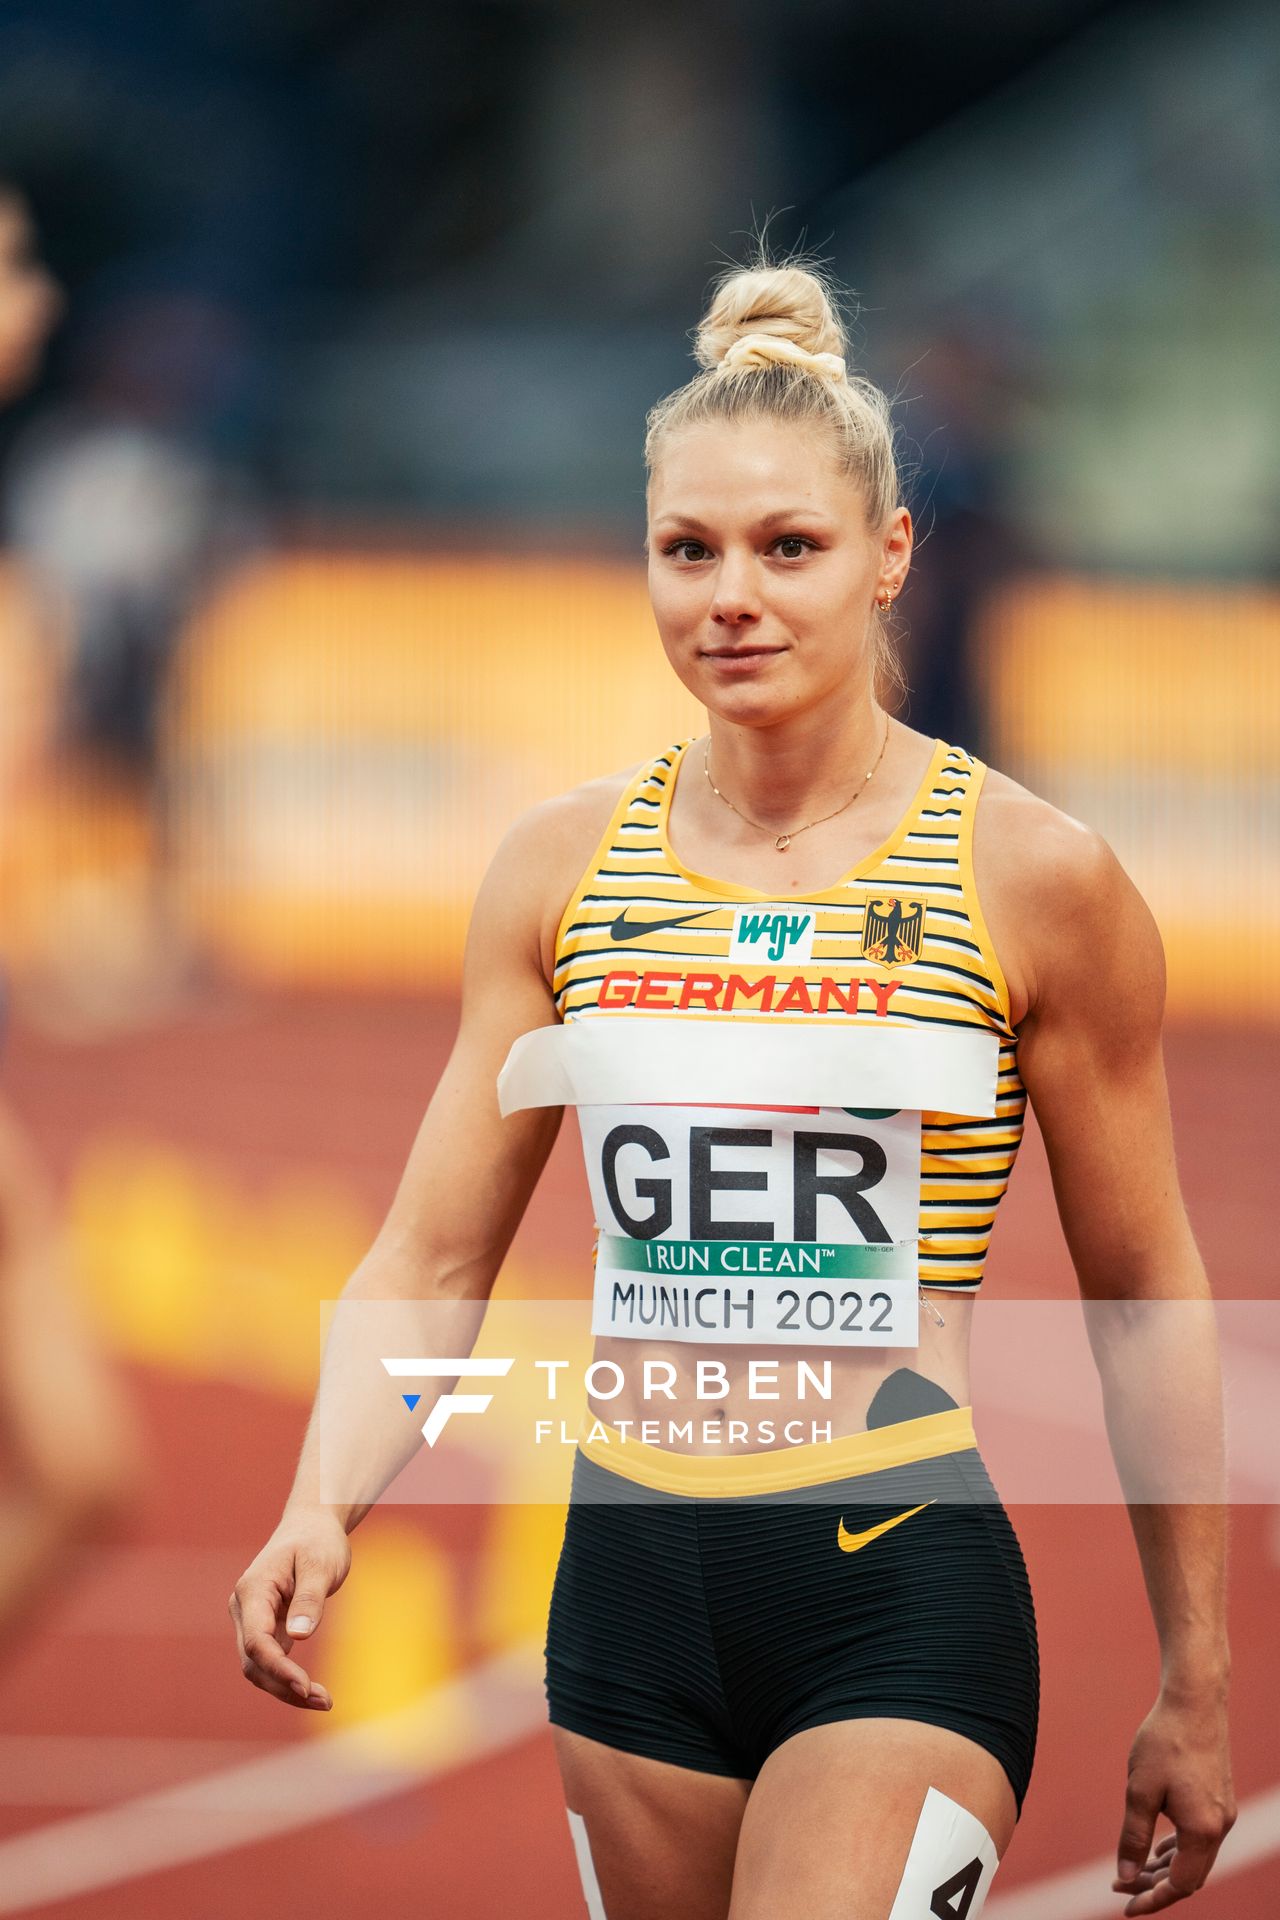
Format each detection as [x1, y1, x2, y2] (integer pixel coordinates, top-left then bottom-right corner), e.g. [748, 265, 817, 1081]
[0, 0, 1276, 1915]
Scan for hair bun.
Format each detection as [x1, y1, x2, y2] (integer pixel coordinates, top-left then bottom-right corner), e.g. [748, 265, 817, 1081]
[719, 333, 848, 383]
[695, 264, 847, 373]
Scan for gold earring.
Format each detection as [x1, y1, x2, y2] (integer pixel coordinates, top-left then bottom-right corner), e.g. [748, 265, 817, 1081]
[877, 590, 895, 612]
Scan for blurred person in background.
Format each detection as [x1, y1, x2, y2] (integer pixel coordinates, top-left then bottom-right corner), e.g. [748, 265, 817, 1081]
[0, 180, 144, 1661]
[0, 183, 64, 407]
[5, 285, 259, 784]
[893, 322, 1036, 761]
[0, 1062, 145, 1662]
[2, 268, 265, 1033]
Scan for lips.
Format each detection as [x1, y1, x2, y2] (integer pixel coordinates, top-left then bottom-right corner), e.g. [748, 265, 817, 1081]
[703, 646, 782, 658]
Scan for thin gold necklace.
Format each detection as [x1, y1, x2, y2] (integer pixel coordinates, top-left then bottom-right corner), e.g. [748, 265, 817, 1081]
[702, 718, 891, 851]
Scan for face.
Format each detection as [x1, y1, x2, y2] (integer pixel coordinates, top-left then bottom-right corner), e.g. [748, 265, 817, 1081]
[0, 193, 64, 405]
[646, 416, 911, 725]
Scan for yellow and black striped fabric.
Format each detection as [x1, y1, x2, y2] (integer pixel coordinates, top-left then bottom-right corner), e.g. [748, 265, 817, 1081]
[552, 735, 1025, 1292]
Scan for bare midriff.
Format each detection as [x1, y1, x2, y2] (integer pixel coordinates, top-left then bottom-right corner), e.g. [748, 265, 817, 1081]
[585, 1289, 974, 1451]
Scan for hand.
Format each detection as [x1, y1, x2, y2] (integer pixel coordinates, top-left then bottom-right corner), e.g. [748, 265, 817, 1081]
[228, 1509, 352, 1710]
[1111, 1690, 1236, 1913]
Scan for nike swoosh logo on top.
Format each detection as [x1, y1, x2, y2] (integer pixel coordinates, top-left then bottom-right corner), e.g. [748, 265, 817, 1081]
[609, 906, 725, 942]
[837, 1500, 935, 1554]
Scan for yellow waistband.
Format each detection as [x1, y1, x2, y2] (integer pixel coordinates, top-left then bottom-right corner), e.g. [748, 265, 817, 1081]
[576, 1404, 978, 1498]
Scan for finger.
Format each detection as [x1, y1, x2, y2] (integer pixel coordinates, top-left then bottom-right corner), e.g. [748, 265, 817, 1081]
[1116, 1857, 1173, 1894]
[1120, 1882, 1189, 1913]
[242, 1622, 315, 1698]
[1119, 1837, 1219, 1913]
[240, 1654, 332, 1709]
[283, 1549, 333, 1638]
[1115, 1787, 1162, 1887]
[231, 1569, 332, 1703]
[230, 1590, 305, 1694]
[1161, 1833, 1219, 1898]
[1112, 1830, 1177, 1888]
[233, 1566, 309, 1685]
[1113, 1872, 1159, 1900]
[229, 1584, 307, 1689]
[1117, 1873, 1181, 1915]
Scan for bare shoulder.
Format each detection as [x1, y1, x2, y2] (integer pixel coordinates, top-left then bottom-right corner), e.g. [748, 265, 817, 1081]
[479, 756, 649, 994]
[972, 761, 1164, 1029]
[974, 761, 1101, 880]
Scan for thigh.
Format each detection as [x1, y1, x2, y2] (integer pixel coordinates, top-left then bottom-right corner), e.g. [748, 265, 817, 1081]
[553, 1725, 750, 1920]
[728, 1718, 1016, 1920]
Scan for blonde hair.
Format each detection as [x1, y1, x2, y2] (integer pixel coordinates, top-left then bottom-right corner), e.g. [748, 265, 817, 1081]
[645, 235, 908, 711]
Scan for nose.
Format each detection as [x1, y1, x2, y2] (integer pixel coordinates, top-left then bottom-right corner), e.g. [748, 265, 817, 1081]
[709, 548, 763, 626]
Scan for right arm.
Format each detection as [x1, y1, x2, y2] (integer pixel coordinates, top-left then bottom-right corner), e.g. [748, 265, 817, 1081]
[228, 798, 567, 1710]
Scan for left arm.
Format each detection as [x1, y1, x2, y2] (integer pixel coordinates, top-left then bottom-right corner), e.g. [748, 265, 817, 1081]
[1014, 816, 1236, 1914]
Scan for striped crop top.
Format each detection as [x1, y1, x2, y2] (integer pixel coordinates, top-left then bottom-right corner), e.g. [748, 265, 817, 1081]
[497, 735, 1025, 1336]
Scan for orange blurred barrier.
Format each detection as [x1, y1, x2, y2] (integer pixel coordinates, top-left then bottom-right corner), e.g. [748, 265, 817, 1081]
[980, 574, 1280, 1019]
[164, 550, 702, 989]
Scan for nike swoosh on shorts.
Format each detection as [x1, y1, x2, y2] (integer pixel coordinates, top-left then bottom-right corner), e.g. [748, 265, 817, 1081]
[837, 1500, 935, 1554]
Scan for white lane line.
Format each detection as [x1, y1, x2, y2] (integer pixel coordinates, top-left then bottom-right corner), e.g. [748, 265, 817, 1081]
[0, 1736, 279, 1807]
[986, 1784, 1280, 1919]
[0, 1638, 547, 1914]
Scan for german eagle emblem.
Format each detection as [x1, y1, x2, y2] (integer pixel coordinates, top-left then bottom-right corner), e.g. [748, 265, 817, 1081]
[859, 894, 927, 969]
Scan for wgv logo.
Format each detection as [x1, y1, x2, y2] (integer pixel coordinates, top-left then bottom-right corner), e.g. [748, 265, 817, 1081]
[729, 903, 817, 964]
[381, 1356, 514, 1446]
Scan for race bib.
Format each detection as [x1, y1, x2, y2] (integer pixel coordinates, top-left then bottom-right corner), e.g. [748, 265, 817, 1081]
[578, 1101, 922, 1348]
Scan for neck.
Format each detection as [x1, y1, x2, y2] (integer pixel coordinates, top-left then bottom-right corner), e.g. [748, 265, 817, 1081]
[701, 708, 893, 833]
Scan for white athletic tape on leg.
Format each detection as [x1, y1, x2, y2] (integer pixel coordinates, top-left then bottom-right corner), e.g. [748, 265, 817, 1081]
[887, 1785, 999, 1920]
[566, 1807, 608, 1920]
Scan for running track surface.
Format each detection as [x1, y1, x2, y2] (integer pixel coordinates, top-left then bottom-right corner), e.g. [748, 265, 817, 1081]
[0, 989, 1275, 1918]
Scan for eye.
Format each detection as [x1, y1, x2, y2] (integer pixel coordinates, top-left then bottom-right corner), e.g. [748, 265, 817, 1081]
[662, 539, 709, 563]
[774, 535, 816, 559]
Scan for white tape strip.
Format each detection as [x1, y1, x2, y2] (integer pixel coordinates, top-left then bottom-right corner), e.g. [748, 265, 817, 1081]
[498, 1016, 999, 1120]
[566, 1807, 608, 1920]
[888, 1785, 1000, 1919]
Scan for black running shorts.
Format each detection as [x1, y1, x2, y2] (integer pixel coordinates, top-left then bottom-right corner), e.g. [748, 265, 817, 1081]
[543, 1370, 1040, 1818]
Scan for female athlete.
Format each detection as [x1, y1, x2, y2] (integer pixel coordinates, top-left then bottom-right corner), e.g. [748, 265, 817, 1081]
[229, 243, 1235, 1919]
